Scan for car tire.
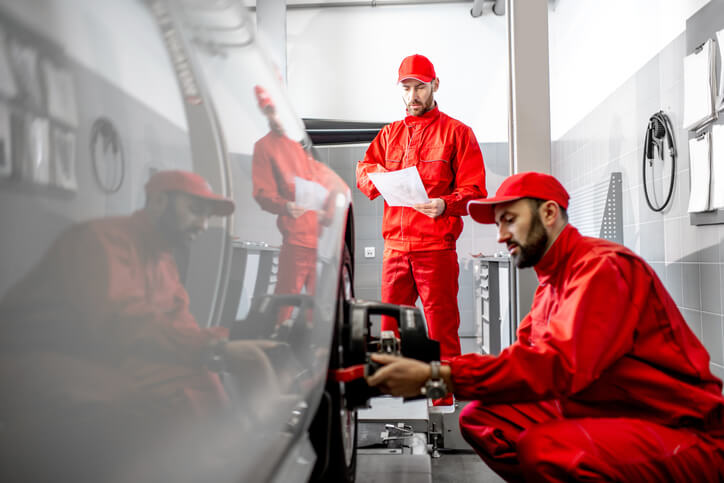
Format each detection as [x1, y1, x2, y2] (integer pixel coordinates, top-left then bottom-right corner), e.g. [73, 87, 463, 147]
[309, 242, 357, 483]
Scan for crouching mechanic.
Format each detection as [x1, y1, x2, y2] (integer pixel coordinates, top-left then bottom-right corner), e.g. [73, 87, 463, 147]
[367, 171, 724, 481]
[0, 170, 283, 482]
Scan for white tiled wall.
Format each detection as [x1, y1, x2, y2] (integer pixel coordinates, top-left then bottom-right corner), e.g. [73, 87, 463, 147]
[552, 33, 724, 380]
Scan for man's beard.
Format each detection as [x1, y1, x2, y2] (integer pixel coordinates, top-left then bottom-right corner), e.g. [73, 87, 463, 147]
[511, 212, 548, 268]
[406, 96, 434, 116]
[159, 201, 193, 248]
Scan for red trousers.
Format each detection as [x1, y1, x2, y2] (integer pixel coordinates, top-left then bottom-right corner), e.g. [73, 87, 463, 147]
[381, 248, 461, 360]
[459, 400, 724, 482]
[275, 243, 316, 322]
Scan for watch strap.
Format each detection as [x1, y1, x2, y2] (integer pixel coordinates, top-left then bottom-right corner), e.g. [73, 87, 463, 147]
[430, 360, 441, 380]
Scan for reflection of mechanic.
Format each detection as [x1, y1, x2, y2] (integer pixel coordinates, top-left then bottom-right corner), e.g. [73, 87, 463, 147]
[356, 54, 486, 381]
[252, 86, 335, 322]
[0, 170, 278, 481]
[367, 172, 724, 481]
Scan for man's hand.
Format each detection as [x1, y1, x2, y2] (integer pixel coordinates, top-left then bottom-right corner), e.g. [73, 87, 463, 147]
[222, 339, 282, 374]
[365, 353, 431, 398]
[286, 201, 306, 218]
[221, 339, 289, 420]
[413, 198, 445, 218]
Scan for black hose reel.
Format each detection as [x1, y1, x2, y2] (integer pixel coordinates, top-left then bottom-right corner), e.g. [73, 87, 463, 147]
[642, 110, 677, 212]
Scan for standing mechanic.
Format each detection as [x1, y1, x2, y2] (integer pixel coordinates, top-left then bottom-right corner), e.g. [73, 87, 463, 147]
[356, 55, 487, 403]
[367, 172, 724, 481]
[0, 170, 280, 482]
[252, 85, 321, 323]
[251, 85, 344, 324]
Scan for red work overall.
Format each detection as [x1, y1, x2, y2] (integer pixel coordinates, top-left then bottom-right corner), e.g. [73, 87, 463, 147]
[357, 105, 486, 360]
[451, 226, 724, 481]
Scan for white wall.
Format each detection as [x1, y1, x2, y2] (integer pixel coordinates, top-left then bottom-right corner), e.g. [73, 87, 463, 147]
[548, 0, 710, 139]
[285, 4, 509, 142]
[1, 0, 188, 131]
[283, 0, 711, 143]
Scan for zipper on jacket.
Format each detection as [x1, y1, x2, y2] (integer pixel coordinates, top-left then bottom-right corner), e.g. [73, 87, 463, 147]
[401, 126, 414, 243]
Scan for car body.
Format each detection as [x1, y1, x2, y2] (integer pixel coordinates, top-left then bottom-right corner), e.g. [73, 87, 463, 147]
[0, 1, 357, 481]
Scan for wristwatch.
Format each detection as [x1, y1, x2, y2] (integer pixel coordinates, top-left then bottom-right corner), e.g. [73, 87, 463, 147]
[421, 361, 448, 399]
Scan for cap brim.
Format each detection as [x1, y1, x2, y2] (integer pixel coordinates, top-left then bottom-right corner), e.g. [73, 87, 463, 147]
[205, 197, 235, 216]
[467, 196, 523, 224]
[398, 75, 434, 83]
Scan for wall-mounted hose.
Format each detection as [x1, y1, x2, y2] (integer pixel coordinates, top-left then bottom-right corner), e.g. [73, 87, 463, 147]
[642, 111, 677, 212]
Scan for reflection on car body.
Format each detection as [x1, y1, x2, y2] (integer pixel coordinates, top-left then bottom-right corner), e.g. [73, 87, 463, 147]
[0, 1, 356, 482]
[251, 84, 347, 328]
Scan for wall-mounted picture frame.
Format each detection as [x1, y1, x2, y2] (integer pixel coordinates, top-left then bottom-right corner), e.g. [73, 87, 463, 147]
[12, 112, 49, 185]
[28, 115, 49, 185]
[8, 38, 42, 111]
[0, 28, 17, 99]
[0, 101, 11, 178]
[52, 126, 76, 191]
[42, 59, 78, 127]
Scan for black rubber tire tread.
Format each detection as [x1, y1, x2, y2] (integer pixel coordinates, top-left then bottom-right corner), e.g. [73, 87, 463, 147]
[309, 242, 357, 482]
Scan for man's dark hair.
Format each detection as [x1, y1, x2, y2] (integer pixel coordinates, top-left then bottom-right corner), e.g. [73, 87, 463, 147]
[528, 198, 568, 222]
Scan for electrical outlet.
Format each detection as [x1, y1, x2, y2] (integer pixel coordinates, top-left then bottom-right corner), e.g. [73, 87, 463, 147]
[364, 246, 376, 258]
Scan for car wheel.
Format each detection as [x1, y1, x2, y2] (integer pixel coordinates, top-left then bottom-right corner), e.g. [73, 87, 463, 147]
[309, 242, 357, 482]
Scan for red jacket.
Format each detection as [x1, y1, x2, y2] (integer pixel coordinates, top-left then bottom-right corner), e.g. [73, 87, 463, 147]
[451, 225, 724, 433]
[0, 211, 228, 417]
[357, 106, 486, 251]
[252, 131, 325, 248]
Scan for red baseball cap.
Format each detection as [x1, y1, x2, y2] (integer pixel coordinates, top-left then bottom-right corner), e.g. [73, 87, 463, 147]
[467, 172, 569, 224]
[145, 170, 235, 216]
[398, 54, 436, 83]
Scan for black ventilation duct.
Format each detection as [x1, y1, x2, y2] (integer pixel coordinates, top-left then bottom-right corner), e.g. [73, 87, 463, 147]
[303, 118, 387, 145]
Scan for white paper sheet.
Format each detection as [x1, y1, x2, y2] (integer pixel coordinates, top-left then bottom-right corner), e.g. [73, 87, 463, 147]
[711, 124, 724, 209]
[687, 132, 712, 213]
[367, 166, 430, 207]
[294, 176, 329, 211]
[716, 30, 724, 112]
[683, 38, 716, 130]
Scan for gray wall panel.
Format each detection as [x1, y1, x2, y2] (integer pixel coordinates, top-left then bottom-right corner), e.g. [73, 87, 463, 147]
[552, 32, 724, 382]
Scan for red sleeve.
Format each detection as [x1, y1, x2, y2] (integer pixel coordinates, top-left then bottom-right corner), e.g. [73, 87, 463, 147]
[450, 255, 637, 402]
[439, 126, 487, 216]
[356, 127, 389, 200]
[515, 313, 533, 345]
[252, 139, 290, 215]
[66, 225, 225, 368]
[313, 155, 350, 226]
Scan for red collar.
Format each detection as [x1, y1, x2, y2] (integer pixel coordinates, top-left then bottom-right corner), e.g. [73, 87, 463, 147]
[404, 104, 440, 126]
[533, 224, 581, 285]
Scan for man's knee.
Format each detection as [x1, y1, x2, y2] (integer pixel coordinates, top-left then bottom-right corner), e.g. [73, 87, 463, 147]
[517, 424, 556, 468]
[458, 401, 516, 458]
[458, 400, 482, 432]
[516, 424, 575, 481]
[458, 401, 491, 448]
[517, 422, 601, 481]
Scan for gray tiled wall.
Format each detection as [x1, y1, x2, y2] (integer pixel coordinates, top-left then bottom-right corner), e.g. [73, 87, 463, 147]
[316, 141, 509, 343]
[552, 33, 724, 381]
